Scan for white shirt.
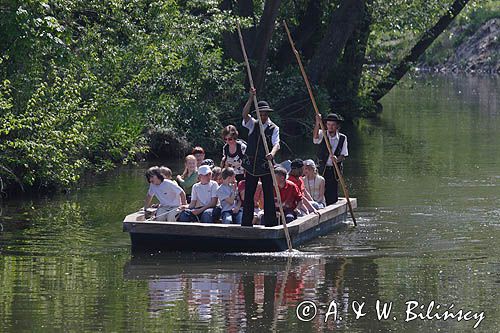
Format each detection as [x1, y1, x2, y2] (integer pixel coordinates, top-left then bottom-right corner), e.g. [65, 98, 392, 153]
[242, 117, 280, 146]
[148, 180, 184, 207]
[191, 180, 218, 207]
[313, 130, 348, 166]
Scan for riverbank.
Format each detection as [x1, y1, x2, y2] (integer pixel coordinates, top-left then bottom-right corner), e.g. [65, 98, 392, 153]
[420, 2, 499, 74]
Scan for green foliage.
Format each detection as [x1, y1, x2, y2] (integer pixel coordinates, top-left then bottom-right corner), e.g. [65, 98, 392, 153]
[421, 0, 500, 66]
[0, 0, 242, 191]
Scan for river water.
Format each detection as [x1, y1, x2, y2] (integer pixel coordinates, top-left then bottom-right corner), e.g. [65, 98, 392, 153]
[0, 74, 498, 332]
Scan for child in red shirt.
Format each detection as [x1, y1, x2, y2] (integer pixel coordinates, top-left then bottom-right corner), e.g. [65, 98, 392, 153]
[287, 159, 317, 216]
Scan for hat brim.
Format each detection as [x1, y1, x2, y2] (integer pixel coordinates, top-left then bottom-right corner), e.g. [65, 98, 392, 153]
[323, 118, 342, 123]
[252, 107, 273, 113]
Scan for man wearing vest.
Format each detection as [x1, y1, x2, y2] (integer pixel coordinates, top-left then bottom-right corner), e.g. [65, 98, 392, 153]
[313, 113, 348, 205]
[241, 88, 280, 227]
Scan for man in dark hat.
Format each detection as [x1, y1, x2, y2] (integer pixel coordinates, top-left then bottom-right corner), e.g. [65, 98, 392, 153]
[241, 88, 280, 227]
[313, 113, 348, 205]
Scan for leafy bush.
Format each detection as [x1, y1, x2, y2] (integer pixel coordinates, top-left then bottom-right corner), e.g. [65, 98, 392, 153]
[0, 0, 243, 192]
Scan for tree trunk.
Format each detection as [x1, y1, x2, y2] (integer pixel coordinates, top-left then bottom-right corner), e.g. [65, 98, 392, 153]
[220, 0, 256, 62]
[252, 0, 282, 92]
[369, 0, 470, 102]
[274, 0, 323, 70]
[326, 0, 372, 116]
[307, 0, 365, 84]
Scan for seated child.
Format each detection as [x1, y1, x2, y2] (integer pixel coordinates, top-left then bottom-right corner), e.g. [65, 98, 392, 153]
[238, 178, 264, 225]
[160, 166, 178, 185]
[302, 159, 326, 209]
[178, 165, 219, 223]
[288, 159, 318, 216]
[211, 166, 223, 185]
[144, 166, 187, 221]
[273, 166, 315, 223]
[217, 167, 243, 224]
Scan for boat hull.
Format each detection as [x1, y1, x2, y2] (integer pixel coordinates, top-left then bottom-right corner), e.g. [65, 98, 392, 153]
[123, 198, 356, 252]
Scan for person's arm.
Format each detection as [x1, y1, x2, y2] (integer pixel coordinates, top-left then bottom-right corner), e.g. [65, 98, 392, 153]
[313, 113, 321, 140]
[179, 191, 188, 209]
[188, 199, 197, 209]
[242, 88, 256, 124]
[232, 195, 242, 213]
[188, 186, 198, 209]
[296, 200, 309, 214]
[302, 197, 317, 213]
[303, 187, 313, 201]
[192, 197, 217, 215]
[319, 178, 325, 200]
[144, 194, 153, 211]
[218, 186, 235, 205]
[338, 135, 348, 162]
[266, 126, 280, 160]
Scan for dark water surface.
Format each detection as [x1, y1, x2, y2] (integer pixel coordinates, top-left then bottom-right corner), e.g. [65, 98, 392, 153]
[1, 75, 499, 332]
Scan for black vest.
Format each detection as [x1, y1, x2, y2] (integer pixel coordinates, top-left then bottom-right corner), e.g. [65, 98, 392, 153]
[243, 120, 277, 176]
[223, 139, 245, 158]
[318, 132, 346, 175]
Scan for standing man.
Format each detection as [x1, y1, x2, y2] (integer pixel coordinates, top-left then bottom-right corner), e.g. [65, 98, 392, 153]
[241, 88, 280, 227]
[313, 113, 348, 205]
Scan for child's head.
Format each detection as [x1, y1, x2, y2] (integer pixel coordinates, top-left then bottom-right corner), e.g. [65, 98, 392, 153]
[197, 165, 212, 184]
[145, 166, 164, 185]
[159, 166, 172, 179]
[221, 167, 236, 184]
[274, 166, 287, 186]
[289, 159, 304, 177]
[191, 146, 205, 166]
[212, 166, 223, 184]
[303, 159, 317, 177]
[185, 155, 197, 171]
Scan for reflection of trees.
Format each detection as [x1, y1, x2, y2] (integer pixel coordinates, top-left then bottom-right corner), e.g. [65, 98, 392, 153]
[350, 75, 500, 206]
[0, 197, 136, 331]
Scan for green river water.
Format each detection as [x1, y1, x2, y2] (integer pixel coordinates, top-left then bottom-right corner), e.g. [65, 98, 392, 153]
[0, 74, 499, 332]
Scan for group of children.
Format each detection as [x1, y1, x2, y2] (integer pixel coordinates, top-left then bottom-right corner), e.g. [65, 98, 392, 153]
[143, 146, 327, 225]
[144, 86, 348, 226]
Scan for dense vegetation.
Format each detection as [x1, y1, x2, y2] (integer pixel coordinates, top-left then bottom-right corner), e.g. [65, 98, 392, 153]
[0, 0, 494, 192]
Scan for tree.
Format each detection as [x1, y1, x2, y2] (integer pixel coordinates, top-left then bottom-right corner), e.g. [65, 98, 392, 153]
[222, 0, 471, 118]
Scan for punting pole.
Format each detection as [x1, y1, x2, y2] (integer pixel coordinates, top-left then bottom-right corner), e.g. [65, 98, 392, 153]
[283, 20, 357, 226]
[236, 23, 293, 251]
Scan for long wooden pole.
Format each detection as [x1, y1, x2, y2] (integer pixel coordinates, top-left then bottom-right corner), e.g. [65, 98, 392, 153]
[237, 23, 293, 251]
[283, 21, 357, 226]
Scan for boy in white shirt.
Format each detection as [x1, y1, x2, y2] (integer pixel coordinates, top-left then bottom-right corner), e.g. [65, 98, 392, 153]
[144, 166, 187, 221]
[178, 165, 219, 223]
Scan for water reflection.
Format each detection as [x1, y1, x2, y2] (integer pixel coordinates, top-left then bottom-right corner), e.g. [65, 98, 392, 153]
[0, 74, 499, 332]
[123, 254, 385, 331]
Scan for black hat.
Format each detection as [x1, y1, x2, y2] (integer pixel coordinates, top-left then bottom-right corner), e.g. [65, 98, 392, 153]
[201, 159, 214, 168]
[290, 158, 304, 169]
[323, 113, 343, 123]
[253, 101, 273, 113]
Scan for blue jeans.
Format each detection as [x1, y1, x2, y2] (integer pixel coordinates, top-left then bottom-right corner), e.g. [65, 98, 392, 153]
[178, 208, 219, 223]
[221, 209, 243, 225]
[311, 201, 325, 210]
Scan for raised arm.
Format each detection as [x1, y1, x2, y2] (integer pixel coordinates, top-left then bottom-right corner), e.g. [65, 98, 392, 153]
[242, 88, 256, 124]
[313, 113, 321, 140]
